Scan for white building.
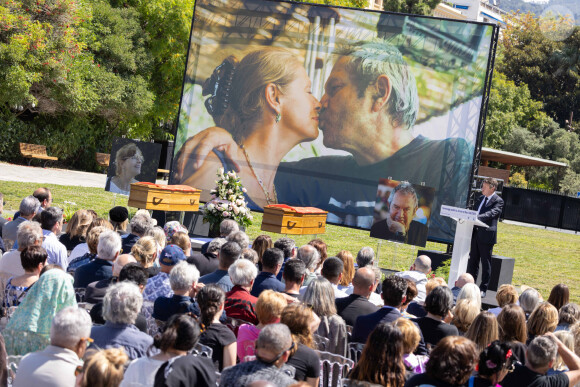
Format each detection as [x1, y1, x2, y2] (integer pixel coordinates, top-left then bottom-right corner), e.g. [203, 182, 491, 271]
[367, 0, 505, 26]
[433, 2, 468, 20]
[441, 0, 507, 26]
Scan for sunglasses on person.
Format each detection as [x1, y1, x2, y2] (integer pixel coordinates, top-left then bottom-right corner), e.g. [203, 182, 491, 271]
[255, 342, 295, 366]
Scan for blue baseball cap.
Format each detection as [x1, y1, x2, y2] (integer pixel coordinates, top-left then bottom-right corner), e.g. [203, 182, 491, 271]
[159, 244, 186, 266]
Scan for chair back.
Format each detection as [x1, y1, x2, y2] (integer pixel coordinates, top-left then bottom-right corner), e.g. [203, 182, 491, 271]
[345, 325, 353, 342]
[225, 316, 253, 336]
[315, 349, 354, 387]
[313, 333, 330, 351]
[74, 287, 86, 302]
[191, 342, 213, 358]
[7, 355, 23, 386]
[342, 379, 383, 387]
[348, 342, 364, 364]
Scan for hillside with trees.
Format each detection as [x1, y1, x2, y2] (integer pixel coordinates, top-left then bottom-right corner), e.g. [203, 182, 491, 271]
[498, 0, 580, 24]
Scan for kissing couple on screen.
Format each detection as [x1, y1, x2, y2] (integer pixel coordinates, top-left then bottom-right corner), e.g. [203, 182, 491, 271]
[175, 39, 471, 239]
[177, 48, 321, 210]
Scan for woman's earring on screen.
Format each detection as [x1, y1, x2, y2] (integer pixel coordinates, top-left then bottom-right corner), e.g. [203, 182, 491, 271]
[275, 113, 281, 123]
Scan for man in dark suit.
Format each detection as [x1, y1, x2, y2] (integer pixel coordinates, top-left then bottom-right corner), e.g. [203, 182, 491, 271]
[250, 248, 285, 297]
[370, 182, 428, 247]
[466, 177, 504, 297]
[335, 267, 379, 327]
[351, 275, 407, 343]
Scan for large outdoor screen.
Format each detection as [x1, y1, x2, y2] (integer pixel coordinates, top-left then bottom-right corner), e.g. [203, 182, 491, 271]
[171, 0, 497, 243]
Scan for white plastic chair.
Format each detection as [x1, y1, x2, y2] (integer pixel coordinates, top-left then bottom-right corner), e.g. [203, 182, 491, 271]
[315, 349, 354, 387]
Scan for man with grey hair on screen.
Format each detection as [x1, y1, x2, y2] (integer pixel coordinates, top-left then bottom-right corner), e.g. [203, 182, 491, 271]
[14, 307, 92, 387]
[370, 182, 428, 246]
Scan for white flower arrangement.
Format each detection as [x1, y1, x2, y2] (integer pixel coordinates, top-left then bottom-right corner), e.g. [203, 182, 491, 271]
[202, 168, 253, 231]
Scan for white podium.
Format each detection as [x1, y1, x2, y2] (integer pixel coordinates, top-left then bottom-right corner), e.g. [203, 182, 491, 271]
[440, 205, 488, 288]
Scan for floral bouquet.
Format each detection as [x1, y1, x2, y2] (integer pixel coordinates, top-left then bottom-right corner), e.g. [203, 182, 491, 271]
[202, 168, 253, 234]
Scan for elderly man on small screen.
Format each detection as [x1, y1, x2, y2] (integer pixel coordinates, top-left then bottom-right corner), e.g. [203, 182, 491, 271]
[370, 182, 428, 246]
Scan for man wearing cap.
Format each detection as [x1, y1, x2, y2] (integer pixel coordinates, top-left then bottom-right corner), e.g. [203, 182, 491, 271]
[109, 206, 129, 236]
[143, 245, 186, 302]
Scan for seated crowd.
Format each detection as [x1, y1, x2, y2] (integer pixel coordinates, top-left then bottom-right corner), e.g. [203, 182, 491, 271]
[0, 188, 579, 387]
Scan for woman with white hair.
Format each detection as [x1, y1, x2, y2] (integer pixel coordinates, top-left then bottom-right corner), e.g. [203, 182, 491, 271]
[520, 287, 541, 319]
[300, 277, 347, 357]
[90, 281, 153, 360]
[456, 282, 482, 311]
[224, 258, 259, 325]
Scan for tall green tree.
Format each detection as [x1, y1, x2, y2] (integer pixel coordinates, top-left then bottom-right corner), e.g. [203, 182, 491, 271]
[295, 0, 368, 8]
[382, 0, 439, 15]
[0, 0, 159, 167]
[498, 13, 580, 127]
[484, 72, 556, 150]
[133, 0, 194, 136]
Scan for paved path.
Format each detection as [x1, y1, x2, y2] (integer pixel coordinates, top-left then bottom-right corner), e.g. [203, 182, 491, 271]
[0, 162, 166, 188]
[0, 162, 106, 188]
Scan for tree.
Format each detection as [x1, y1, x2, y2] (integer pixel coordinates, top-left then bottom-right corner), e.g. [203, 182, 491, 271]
[0, 0, 92, 112]
[484, 72, 557, 150]
[295, 0, 368, 8]
[0, 0, 159, 167]
[560, 169, 580, 195]
[498, 13, 580, 127]
[134, 0, 195, 136]
[382, 0, 439, 15]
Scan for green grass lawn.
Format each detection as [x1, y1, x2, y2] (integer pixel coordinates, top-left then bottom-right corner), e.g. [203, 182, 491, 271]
[1, 180, 579, 301]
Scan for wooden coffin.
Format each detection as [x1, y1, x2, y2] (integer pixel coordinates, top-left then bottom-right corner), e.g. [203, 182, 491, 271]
[128, 182, 201, 211]
[261, 204, 328, 235]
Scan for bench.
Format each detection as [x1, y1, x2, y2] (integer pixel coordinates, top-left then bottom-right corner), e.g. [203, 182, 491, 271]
[19, 143, 58, 167]
[157, 168, 170, 180]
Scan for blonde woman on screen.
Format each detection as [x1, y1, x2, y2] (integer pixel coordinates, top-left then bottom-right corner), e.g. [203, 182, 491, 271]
[107, 143, 144, 195]
[178, 48, 321, 210]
